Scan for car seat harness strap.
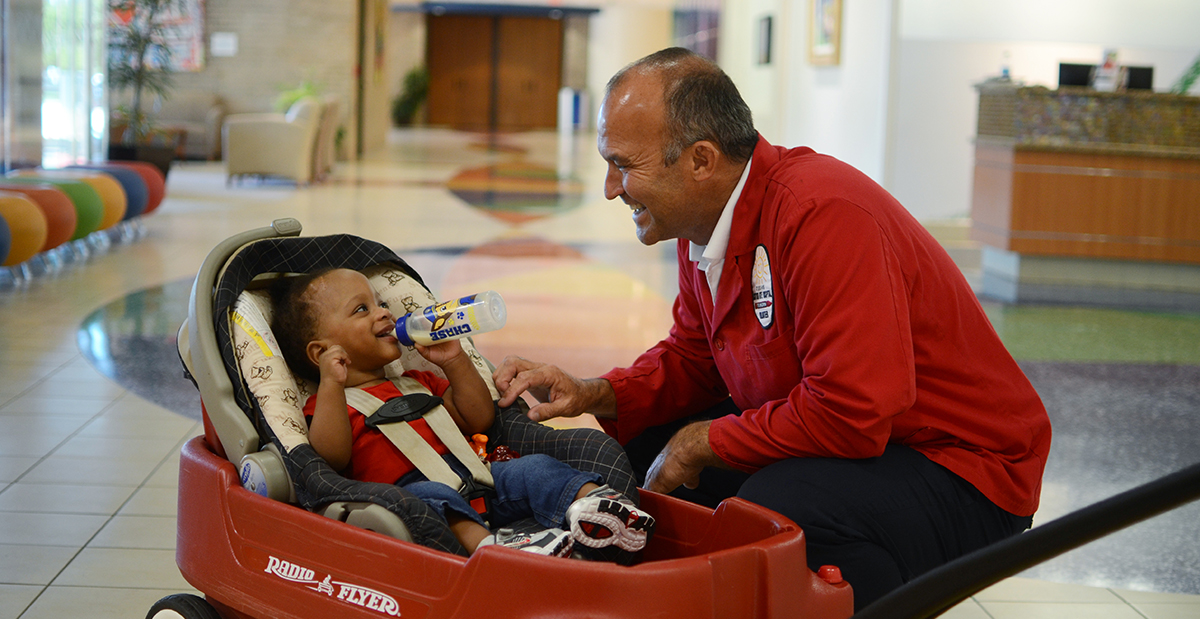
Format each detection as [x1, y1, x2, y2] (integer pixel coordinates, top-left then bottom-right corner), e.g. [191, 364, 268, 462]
[345, 378, 495, 498]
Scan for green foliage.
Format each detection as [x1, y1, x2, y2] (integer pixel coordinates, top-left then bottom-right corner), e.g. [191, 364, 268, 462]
[107, 0, 178, 145]
[274, 79, 323, 113]
[1170, 53, 1200, 95]
[391, 66, 429, 126]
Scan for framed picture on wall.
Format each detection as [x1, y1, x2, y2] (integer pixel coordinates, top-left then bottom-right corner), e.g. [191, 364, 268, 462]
[757, 16, 773, 65]
[809, 0, 842, 66]
[109, 0, 206, 72]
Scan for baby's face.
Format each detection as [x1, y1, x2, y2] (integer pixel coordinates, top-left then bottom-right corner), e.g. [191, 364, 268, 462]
[309, 269, 402, 370]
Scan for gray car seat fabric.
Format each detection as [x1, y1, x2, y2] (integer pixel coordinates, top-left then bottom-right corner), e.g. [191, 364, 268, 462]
[495, 406, 639, 506]
[287, 443, 467, 554]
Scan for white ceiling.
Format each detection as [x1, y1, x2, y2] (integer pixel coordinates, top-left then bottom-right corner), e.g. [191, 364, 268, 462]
[388, 0, 679, 10]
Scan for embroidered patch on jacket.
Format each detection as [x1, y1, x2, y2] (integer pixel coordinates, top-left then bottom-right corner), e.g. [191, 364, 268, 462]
[751, 244, 774, 328]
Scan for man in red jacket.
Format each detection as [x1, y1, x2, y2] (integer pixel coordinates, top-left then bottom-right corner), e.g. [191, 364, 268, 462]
[494, 47, 1051, 610]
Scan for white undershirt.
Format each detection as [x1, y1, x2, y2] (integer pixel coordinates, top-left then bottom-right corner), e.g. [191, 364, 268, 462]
[689, 159, 752, 301]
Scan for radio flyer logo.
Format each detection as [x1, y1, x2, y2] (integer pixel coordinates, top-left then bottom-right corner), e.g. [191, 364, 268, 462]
[751, 245, 774, 328]
[265, 555, 401, 616]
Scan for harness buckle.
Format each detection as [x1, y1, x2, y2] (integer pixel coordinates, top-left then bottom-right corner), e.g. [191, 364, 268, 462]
[459, 476, 494, 524]
[365, 394, 443, 428]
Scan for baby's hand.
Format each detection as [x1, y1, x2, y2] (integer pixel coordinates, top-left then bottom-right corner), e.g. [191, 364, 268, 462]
[318, 345, 351, 386]
[415, 339, 465, 368]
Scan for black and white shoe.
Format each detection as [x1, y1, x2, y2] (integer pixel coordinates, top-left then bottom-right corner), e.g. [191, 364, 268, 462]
[480, 527, 573, 558]
[565, 485, 655, 565]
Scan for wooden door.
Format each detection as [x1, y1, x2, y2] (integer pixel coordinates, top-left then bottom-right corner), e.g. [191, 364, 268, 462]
[495, 16, 562, 130]
[425, 15, 494, 130]
[425, 14, 562, 131]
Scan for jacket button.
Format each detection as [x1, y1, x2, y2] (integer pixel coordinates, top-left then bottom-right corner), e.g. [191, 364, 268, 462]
[714, 339, 725, 351]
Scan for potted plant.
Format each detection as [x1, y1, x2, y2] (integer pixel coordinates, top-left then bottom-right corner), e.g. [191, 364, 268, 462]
[106, 0, 179, 177]
[275, 78, 323, 113]
[391, 66, 428, 127]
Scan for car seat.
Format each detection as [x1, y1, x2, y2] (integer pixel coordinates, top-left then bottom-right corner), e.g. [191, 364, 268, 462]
[179, 217, 640, 554]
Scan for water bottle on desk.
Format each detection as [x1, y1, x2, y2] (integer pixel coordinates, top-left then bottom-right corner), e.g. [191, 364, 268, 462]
[395, 290, 507, 346]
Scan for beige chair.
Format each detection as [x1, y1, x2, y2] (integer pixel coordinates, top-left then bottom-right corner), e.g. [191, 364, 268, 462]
[223, 98, 321, 186]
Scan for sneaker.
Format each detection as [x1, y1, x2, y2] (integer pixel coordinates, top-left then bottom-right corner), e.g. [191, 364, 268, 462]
[479, 527, 573, 558]
[565, 485, 655, 565]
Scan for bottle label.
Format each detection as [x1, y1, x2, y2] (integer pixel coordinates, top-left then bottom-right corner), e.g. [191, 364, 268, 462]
[423, 294, 479, 342]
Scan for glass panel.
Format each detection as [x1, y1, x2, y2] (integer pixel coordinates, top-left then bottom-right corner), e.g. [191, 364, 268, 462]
[41, 0, 105, 167]
[1, 1, 6, 169]
[3, 0, 45, 170]
[89, 0, 105, 158]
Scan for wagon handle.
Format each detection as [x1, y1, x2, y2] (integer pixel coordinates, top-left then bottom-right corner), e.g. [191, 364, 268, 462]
[853, 460, 1200, 619]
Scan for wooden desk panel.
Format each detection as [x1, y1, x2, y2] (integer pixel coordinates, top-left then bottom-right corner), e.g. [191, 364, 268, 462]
[971, 144, 1200, 263]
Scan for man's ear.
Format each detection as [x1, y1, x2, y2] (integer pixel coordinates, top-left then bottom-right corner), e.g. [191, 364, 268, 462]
[688, 140, 720, 182]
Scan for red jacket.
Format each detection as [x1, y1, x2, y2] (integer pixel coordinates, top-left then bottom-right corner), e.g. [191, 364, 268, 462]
[601, 137, 1051, 517]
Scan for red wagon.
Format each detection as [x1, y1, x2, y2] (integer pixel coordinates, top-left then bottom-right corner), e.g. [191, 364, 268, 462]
[156, 218, 853, 619]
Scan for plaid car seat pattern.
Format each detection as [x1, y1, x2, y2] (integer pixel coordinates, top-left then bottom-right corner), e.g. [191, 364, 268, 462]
[207, 234, 638, 556]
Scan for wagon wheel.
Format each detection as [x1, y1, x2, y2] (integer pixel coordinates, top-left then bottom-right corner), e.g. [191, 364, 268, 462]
[146, 594, 221, 619]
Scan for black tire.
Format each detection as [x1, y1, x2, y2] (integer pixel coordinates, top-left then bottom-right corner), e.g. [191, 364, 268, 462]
[146, 594, 221, 619]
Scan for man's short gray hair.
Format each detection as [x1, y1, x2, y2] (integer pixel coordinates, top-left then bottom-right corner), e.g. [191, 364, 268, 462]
[606, 47, 758, 166]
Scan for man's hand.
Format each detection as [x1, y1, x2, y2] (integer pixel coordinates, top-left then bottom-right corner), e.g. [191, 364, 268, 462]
[492, 355, 616, 422]
[644, 421, 726, 494]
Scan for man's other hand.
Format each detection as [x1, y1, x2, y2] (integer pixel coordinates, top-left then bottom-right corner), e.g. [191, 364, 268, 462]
[644, 421, 725, 494]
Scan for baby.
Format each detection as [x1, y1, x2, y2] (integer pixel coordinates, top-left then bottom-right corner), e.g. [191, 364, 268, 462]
[270, 268, 654, 560]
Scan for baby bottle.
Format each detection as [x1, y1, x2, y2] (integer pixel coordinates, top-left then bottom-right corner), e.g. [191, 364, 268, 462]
[395, 290, 507, 346]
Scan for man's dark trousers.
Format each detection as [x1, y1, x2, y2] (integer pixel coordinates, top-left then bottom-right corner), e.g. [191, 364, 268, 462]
[622, 400, 1032, 611]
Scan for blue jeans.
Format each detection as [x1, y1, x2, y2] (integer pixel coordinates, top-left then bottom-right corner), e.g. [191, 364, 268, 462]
[398, 453, 600, 530]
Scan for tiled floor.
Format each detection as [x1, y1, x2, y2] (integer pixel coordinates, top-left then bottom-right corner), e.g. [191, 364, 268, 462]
[1, 128, 1198, 618]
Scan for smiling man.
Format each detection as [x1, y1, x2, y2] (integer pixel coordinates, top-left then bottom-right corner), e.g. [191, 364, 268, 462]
[596, 56, 753, 248]
[493, 47, 1051, 611]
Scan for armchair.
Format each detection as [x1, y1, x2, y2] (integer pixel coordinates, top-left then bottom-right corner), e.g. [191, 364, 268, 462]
[223, 98, 321, 186]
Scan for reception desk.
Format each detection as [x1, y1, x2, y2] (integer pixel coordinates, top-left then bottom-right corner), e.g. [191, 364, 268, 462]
[970, 84, 1200, 309]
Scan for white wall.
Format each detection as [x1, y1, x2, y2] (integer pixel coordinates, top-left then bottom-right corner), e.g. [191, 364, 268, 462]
[586, 5, 674, 119]
[720, 0, 896, 183]
[900, 0, 1200, 50]
[717, 0, 788, 145]
[887, 0, 1200, 221]
[780, 0, 896, 184]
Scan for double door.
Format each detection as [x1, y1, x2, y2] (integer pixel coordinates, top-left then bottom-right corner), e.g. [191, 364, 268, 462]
[426, 14, 563, 131]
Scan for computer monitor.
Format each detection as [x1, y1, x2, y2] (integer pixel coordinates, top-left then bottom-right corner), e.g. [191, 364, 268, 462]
[1125, 66, 1153, 90]
[1059, 62, 1154, 90]
[1059, 63, 1094, 88]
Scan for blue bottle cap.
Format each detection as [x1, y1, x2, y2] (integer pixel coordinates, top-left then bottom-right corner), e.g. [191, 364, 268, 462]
[395, 315, 416, 347]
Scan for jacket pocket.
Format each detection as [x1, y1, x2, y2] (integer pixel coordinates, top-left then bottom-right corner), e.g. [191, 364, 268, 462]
[746, 333, 795, 361]
[736, 333, 803, 404]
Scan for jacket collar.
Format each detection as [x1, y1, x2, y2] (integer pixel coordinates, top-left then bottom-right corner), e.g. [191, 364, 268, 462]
[706, 134, 783, 327]
[728, 134, 783, 259]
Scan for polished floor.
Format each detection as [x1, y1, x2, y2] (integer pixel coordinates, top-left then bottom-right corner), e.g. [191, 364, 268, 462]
[2, 128, 1199, 618]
